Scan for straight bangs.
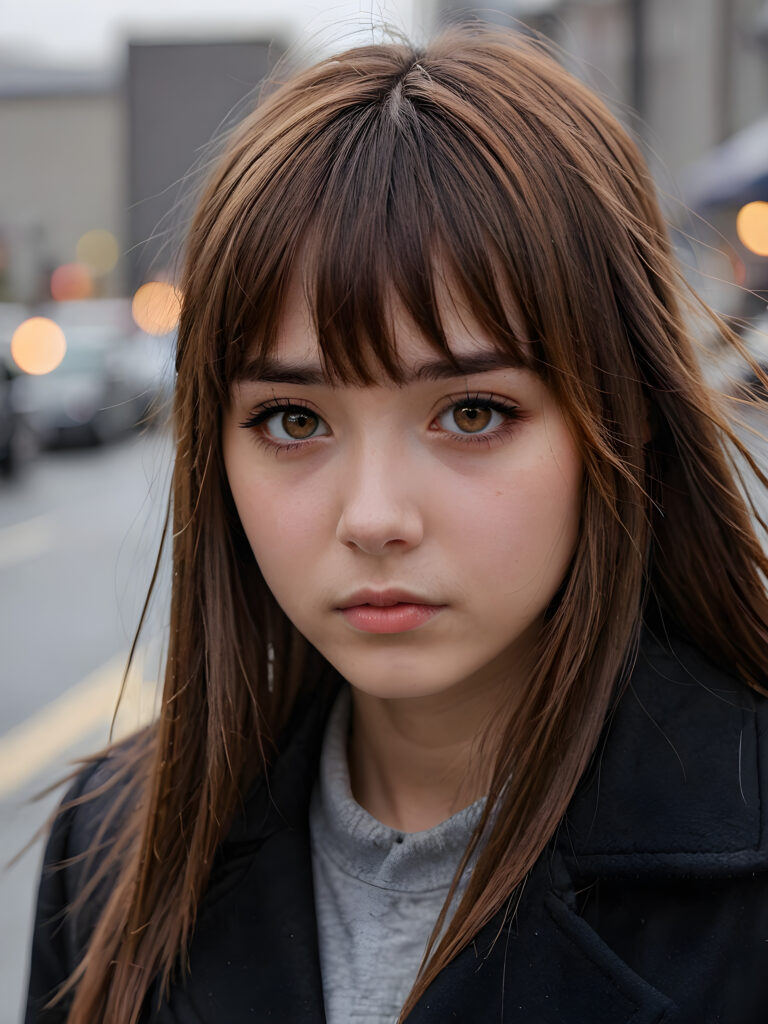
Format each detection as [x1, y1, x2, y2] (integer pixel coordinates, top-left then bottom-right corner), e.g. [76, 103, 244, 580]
[188, 36, 643, 400]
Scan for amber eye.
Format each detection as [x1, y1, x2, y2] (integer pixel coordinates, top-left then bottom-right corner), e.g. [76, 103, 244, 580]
[281, 411, 319, 439]
[451, 405, 493, 433]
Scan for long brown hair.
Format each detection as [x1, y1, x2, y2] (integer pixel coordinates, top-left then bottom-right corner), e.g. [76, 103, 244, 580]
[56, 24, 768, 1022]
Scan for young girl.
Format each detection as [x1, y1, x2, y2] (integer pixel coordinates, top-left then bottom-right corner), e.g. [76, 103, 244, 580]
[25, 25, 768, 1024]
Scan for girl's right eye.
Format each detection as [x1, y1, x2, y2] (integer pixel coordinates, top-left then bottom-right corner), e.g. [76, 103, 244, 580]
[239, 402, 330, 447]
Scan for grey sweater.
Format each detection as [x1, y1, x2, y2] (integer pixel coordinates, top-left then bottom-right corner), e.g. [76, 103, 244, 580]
[308, 686, 486, 1024]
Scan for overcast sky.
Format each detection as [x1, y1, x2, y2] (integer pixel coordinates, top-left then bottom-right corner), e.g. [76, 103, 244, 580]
[3, 0, 422, 67]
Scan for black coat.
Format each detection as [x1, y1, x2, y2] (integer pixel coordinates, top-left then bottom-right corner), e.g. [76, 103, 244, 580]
[25, 633, 768, 1023]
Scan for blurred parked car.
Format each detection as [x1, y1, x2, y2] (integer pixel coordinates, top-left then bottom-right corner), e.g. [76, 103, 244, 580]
[127, 328, 176, 425]
[14, 325, 171, 448]
[0, 303, 36, 477]
[0, 357, 21, 476]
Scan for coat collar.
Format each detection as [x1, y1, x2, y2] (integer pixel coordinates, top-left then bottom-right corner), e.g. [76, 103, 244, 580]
[560, 630, 768, 878]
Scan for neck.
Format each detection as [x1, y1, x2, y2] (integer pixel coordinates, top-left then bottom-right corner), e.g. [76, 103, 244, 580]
[346, 664, 519, 833]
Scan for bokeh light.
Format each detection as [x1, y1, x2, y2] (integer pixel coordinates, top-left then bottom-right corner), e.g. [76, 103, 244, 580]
[736, 202, 768, 257]
[76, 229, 119, 276]
[132, 281, 182, 336]
[11, 318, 67, 375]
[50, 262, 94, 301]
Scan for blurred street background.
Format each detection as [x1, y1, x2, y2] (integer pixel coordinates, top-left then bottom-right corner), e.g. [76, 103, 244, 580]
[1, 1, 768, 1021]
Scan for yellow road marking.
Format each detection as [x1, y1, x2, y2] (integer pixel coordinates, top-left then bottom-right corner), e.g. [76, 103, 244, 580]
[0, 649, 156, 800]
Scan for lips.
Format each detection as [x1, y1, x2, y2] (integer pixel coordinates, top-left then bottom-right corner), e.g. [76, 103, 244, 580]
[336, 587, 442, 610]
[335, 588, 446, 634]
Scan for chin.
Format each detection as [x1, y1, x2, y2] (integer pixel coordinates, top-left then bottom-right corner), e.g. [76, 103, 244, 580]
[326, 652, 478, 702]
[347, 678, 454, 701]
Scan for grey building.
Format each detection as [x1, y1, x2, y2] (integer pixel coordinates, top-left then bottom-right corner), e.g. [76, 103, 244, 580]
[126, 39, 281, 292]
[419, 0, 768, 180]
[0, 60, 123, 303]
[0, 38, 282, 305]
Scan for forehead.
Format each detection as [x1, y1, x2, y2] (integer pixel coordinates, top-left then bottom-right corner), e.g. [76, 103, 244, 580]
[238, 267, 532, 387]
[283, 291, 502, 362]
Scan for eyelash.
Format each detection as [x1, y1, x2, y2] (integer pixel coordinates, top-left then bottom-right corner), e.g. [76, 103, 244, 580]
[238, 393, 523, 455]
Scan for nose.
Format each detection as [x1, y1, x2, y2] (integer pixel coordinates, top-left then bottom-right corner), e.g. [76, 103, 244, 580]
[335, 444, 424, 556]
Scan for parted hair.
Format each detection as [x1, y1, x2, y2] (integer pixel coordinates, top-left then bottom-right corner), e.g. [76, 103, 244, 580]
[55, 24, 768, 1022]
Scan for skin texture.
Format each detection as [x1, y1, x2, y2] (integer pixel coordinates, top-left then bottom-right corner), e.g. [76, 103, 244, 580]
[222, 282, 583, 831]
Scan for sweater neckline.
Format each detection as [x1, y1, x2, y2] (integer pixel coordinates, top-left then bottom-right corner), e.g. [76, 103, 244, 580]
[309, 686, 487, 893]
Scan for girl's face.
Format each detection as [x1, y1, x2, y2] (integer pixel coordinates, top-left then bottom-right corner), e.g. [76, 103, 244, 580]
[223, 282, 583, 705]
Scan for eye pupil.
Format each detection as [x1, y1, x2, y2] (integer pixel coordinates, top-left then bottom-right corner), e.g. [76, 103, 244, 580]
[453, 405, 492, 433]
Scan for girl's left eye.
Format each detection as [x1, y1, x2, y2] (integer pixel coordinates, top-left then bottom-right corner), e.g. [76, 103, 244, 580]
[435, 398, 519, 437]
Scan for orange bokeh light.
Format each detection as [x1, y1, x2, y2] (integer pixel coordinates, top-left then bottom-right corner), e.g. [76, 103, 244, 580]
[736, 201, 768, 257]
[11, 318, 67, 375]
[132, 281, 182, 336]
[50, 262, 94, 301]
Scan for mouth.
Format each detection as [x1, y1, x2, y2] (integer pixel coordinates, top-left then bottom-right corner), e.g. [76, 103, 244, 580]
[336, 588, 446, 634]
[337, 587, 442, 610]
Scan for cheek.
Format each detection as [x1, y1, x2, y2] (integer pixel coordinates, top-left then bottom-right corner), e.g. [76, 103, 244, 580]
[223, 437, 330, 597]
[232, 481, 323, 561]
[448, 438, 582, 607]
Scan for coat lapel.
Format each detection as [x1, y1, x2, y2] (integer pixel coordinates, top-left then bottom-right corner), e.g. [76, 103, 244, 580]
[407, 851, 676, 1024]
[167, 820, 327, 1023]
[155, 683, 340, 1023]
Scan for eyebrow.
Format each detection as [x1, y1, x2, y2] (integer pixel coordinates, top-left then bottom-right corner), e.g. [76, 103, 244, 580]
[236, 350, 525, 386]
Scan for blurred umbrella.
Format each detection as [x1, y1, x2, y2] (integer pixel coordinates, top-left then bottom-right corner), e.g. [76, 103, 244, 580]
[682, 115, 768, 210]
